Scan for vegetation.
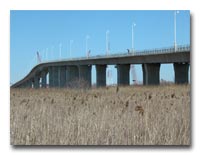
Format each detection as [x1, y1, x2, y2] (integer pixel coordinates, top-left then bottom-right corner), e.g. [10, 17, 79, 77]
[10, 85, 190, 145]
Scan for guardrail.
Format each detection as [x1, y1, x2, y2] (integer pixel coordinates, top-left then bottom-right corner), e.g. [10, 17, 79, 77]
[102, 44, 190, 58]
[41, 44, 190, 64]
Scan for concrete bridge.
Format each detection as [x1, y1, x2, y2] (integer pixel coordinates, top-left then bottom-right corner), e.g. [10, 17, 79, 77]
[11, 45, 190, 88]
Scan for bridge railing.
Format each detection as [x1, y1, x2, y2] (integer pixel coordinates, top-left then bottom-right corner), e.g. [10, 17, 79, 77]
[40, 44, 190, 63]
[94, 44, 190, 58]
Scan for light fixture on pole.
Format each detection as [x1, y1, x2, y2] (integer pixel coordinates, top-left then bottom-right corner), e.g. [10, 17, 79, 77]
[86, 35, 90, 57]
[174, 11, 179, 52]
[132, 22, 136, 53]
[106, 30, 110, 56]
[46, 48, 48, 60]
[51, 46, 54, 60]
[59, 43, 62, 59]
[70, 40, 73, 58]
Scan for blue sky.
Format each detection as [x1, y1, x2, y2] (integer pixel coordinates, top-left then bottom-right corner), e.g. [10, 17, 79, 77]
[10, 10, 190, 85]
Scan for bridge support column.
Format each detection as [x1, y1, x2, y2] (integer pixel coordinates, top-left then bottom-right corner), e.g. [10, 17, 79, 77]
[79, 65, 92, 87]
[25, 80, 32, 88]
[18, 85, 22, 88]
[96, 65, 107, 87]
[29, 80, 33, 88]
[41, 70, 47, 88]
[173, 63, 189, 84]
[49, 67, 53, 88]
[52, 66, 59, 87]
[142, 63, 160, 85]
[142, 64, 146, 85]
[20, 83, 26, 88]
[24, 83, 28, 88]
[59, 66, 66, 87]
[22, 82, 27, 88]
[116, 64, 130, 85]
[66, 66, 79, 86]
[34, 75, 40, 88]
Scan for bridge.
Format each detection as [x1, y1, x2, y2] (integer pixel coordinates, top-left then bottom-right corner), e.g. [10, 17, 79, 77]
[11, 45, 190, 88]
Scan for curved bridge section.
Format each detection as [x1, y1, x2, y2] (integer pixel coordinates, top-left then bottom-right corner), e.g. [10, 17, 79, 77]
[12, 45, 190, 88]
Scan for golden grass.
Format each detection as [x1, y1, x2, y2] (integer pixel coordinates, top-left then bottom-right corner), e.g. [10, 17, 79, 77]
[10, 85, 190, 145]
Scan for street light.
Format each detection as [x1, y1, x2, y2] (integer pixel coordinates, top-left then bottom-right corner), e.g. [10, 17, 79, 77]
[59, 43, 62, 59]
[70, 40, 73, 58]
[132, 22, 136, 53]
[106, 30, 110, 55]
[51, 46, 54, 60]
[86, 35, 90, 57]
[46, 48, 48, 60]
[174, 10, 179, 52]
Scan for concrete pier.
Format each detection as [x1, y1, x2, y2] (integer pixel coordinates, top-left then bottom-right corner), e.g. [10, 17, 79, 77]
[116, 64, 130, 85]
[79, 65, 92, 87]
[21, 81, 28, 88]
[19, 83, 25, 88]
[30, 80, 33, 88]
[142, 64, 146, 85]
[59, 66, 66, 87]
[173, 63, 189, 84]
[142, 63, 160, 85]
[26, 80, 32, 88]
[96, 65, 107, 87]
[41, 70, 47, 88]
[48, 67, 53, 88]
[52, 66, 59, 87]
[66, 66, 79, 86]
[34, 75, 40, 88]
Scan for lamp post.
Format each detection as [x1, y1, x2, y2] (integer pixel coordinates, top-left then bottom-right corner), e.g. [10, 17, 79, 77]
[51, 46, 54, 60]
[70, 40, 73, 58]
[46, 48, 48, 60]
[174, 11, 179, 52]
[86, 35, 90, 57]
[59, 43, 62, 59]
[106, 30, 110, 56]
[132, 22, 136, 53]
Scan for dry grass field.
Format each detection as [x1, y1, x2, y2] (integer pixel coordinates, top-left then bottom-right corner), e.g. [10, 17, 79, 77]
[10, 85, 190, 145]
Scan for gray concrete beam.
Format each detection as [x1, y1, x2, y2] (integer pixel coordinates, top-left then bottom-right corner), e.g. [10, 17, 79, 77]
[79, 65, 92, 87]
[96, 65, 107, 87]
[173, 63, 189, 84]
[142, 63, 160, 85]
[116, 64, 130, 85]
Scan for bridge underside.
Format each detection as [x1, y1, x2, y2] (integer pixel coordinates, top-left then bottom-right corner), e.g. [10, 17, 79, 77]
[14, 62, 190, 89]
